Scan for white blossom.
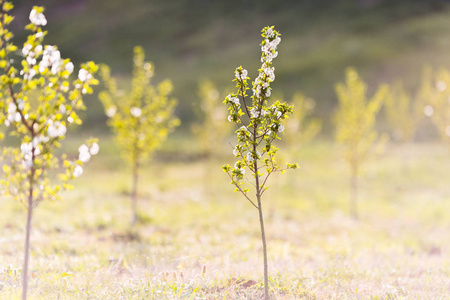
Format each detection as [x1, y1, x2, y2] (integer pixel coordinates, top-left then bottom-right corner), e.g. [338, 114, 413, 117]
[32, 135, 48, 147]
[24, 69, 37, 80]
[78, 144, 89, 154]
[61, 84, 69, 93]
[78, 144, 91, 163]
[78, 68, 90, 82]
[227, 94, 240, 106]
[29, 9, 47, 26]
[20, 143, 32, 155]
[8, 112, 21, 123]
[8, 102, 16, 114]
[52, 60, 63, 74]
[73, 165, 83, 177]
[106, 106, 117, 118]
[265, 28, 274, 39]
[17, 99, 24, 111]
[234, 162, 245, 175]
[90, 142, 100, 155]
[79, 151, 91, 163]
[278, 124, 285, 133]
[424, 105, 434, 117]
[228, 115, 233, 122]
[65, 62, 74, 74]
[22, 44, 32, 56]
[130, 107, 142, 117]
[235, 68, 248, 81]
[246, 152, 254, 163]
[250, 107, 260, 118]
[47, 121, 66, 138]
[22, 159, 33, 171]
[233, 148, 239, 156]
[40, 46, 62, 74]
[27, 56, 36, 66]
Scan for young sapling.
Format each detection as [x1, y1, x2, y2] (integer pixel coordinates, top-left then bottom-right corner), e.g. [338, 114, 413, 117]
[222, 26, 297, 300]
[334, 68, 387, 219]
[99, 46, 179, 225]
[0, 3, 99, 299]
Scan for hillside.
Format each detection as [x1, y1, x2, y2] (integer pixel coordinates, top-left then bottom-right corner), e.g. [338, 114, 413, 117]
[11, 0, 450, 131]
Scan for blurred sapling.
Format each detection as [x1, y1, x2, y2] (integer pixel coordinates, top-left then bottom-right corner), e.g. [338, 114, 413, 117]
[0, 3, 98, 299]
[334, 68, 387, 219]
[99, 46, 179, 225]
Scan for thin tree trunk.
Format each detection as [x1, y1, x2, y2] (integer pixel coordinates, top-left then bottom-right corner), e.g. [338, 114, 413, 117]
[350, 167, 358, 220]
[131, 160, 139, 225]
[22, 186, 34, 300]
[254, 160, 269, 299]
[257, 192, 269, 300]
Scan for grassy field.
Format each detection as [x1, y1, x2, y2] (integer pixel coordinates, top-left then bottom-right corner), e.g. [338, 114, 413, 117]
[1, 135, 450, 299]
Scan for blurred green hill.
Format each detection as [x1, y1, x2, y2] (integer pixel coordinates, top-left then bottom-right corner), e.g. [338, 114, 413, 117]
[11, 0, 450, 133]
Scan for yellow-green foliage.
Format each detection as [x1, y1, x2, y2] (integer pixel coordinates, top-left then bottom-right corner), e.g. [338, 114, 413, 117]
[99, 46, 180, 166]
[334, 68, 388, 176]
[384, 78, 428, 143]
[191, 80, 229, 155]
[0, 4, 99, 206]
[423, 68, 450, 143]
[284, 92, 321, 147]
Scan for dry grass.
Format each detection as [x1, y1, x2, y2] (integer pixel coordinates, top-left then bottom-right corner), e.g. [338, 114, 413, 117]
[1, 140, 450, 299]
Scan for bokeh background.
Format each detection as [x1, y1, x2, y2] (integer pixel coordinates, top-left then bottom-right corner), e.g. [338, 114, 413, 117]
[3, 1, 450, 298]
[11, 0, 450, 136]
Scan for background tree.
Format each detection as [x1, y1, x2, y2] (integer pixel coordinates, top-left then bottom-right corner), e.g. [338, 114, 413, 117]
[222, 26, 297, 300]
[334, 68, 388, 219]
[423, 68, 450, 143]
[99, 46, 180, 225]
[384, 80, 428, 143]
[0, 3, 99, 299]
[191, 79, 230, 157]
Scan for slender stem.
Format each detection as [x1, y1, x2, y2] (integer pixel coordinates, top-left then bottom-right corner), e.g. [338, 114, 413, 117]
[350, 164, 358, 220]
[255, 161, 269, 299]
[22, 159, 36, 300]
[131, 117, 141, 225]
[253, 126, 269, 299]
[22, 196, 33, 300]
[131, 159, 139, 225]
[239, 83, 251, 117]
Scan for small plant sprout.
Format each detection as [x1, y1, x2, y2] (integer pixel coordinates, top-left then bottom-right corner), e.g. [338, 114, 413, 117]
[99, 46, 180, 225]
[0, 3, 98, 300]
[284, 92, 321, 149]
[222, 26, 297, 300]
[191, 79, 229, 157]
[423, 68, 450, 143]
[334, 68, 388, 219]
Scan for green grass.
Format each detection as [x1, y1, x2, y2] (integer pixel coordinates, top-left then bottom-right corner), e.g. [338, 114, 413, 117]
[1, 136, 450, 299]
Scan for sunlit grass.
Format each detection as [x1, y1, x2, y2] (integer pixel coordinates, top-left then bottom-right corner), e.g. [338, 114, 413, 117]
[1, 136, 450, 299]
